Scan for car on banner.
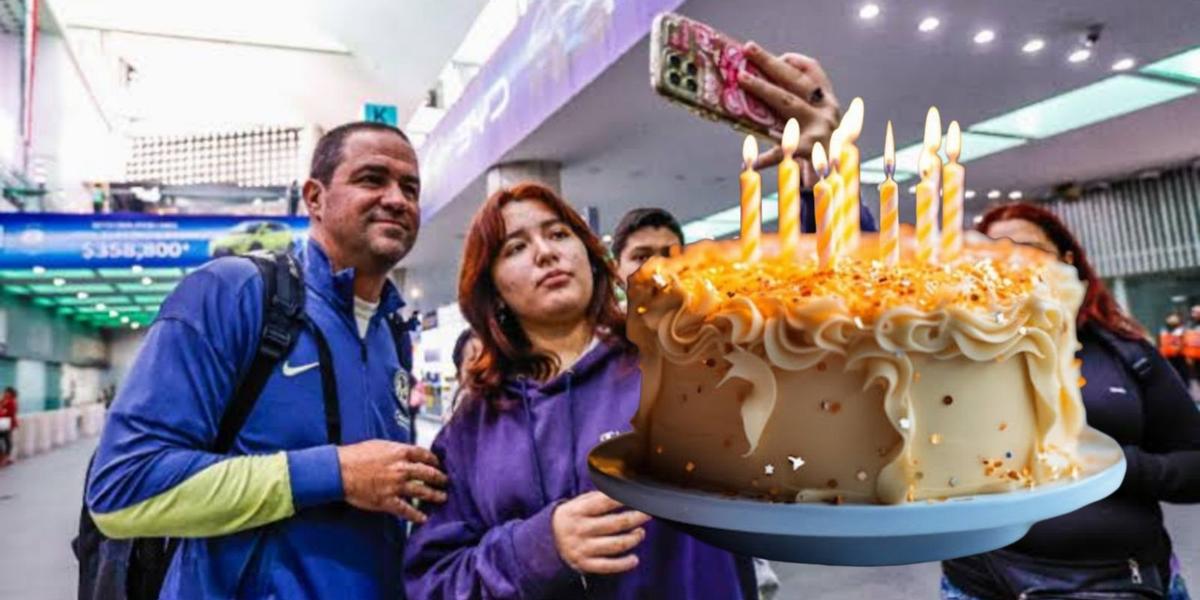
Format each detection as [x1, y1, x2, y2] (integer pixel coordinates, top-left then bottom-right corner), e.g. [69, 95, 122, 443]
[209, 220, 295, 257]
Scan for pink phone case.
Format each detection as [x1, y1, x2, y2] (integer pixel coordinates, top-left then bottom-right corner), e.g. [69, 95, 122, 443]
[650, 12, 784, 140]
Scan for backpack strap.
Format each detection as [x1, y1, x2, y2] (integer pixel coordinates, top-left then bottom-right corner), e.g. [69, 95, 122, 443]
[213, 252, 306, 453]
[307, 321, 342, 445]
[1091, 325, 1155, 384]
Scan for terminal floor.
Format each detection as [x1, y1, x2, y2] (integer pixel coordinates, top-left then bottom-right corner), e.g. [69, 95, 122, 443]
[1, 429, 1196, 599]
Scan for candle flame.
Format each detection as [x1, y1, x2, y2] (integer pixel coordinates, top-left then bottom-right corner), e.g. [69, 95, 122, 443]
[946, 120, 962, 163]
[742, 135, 758, 169]
[923, 106, 942, 152]
[839, 97, 865, 141]
[829, 129, 844, 169]
[812, 141, 828, 177]
[781, 118, 800, 155]
[884, 120, 895, 175]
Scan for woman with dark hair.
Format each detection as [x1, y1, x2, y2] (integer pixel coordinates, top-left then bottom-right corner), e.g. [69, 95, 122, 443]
[404, 182, 756, 598]
[446, 328, 481, 418]
[941, 203, 1200, 600]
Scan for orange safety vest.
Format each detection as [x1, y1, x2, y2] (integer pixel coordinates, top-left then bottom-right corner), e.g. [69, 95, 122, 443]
[1160, 329, 1184, 358]
[1185, 328, 1200, 360]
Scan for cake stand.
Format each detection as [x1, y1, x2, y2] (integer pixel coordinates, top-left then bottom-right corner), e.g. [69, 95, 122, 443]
[587, 428, 1125, 566]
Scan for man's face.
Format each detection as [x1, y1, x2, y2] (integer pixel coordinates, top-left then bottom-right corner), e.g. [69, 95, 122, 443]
[306, 130, 421, 270]
[617, 226, 682, 283]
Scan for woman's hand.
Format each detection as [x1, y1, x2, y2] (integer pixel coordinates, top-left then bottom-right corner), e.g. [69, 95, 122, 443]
[551, 491, 652, 575]
[737, 41, 841, 176]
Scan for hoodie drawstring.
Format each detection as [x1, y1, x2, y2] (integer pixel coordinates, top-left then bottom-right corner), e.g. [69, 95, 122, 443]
[520, 377, 551, 507]
[521, 371, 582, 505]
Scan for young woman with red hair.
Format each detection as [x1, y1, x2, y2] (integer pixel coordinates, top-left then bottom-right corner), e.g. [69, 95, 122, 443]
[403, 183, 756, 598]
[941, 203, 1200, 600]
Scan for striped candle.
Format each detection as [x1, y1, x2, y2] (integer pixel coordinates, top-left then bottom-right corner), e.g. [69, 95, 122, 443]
[916, 107, 943, 264]
[827, 131, 846, 260]
[740, 135, 762, 262]
[879, 120, 899, 265]
[778, 119, 801, 259]
[941, 120, 965, 262]
[811, 141, 834, 269]
[837, 98, 865, 253]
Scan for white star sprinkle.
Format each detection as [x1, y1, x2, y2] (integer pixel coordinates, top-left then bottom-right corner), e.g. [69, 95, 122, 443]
[787, 456, 806, 471]
[899, 417, 912, 430]
[764, 464, 775, 476]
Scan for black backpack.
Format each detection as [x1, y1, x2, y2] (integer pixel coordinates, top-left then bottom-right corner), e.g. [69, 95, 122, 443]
[72, 252, 416, 600]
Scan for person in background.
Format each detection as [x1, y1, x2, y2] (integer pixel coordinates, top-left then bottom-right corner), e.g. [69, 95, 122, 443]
[446, 328, 481, 419]
[941, 203, 1200, 600]
[1185, 305, 1200, 396]
[1160, 313, 1190, 384]
[0, 387, 18, 466]
[611, 208, 685, 285]
[404, 182, 758, 598]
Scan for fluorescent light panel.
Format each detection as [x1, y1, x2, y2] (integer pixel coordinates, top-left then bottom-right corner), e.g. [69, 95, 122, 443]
[1141, 46, 1200, 85]
[970, 74, 1195, 139]
[0, 268, 96, 280]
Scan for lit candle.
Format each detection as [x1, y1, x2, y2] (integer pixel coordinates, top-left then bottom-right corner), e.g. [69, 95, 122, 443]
[740, 135, 762, 262]
[778, 119, 801, 259]
[837, 97, 865, 252]
[827, 130, 845, 259]
[879, 120, 899, 265]
[941, 120, 965, 262]
[811, 141, 834, 269]
[915, 107, 942, 264]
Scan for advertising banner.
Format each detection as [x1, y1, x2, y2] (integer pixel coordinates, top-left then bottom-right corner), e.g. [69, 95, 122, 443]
[0, 213, 309, 268]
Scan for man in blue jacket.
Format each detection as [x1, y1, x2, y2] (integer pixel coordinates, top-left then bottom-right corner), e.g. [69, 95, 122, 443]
[86, 121, 447, 599]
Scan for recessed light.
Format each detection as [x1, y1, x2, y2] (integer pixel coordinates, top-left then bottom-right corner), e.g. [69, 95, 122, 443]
[77, 292, 89, 300]
[53, 278, 65, 286]
[918, 17, 940, 33]
[132, 323, 141, 330]
[1068, 48, 1091, 63]
[1022, 38, 1045, 54]
[142, 277, 153, 286]
[411, 288, 423, 299]
[121, 316, 130, 324]
[131, 265, 143, 273]
[973, 29, 995, 45]
[859, 3, 880, 20]
[987, 190, 1002, 199]
[32, 266, 45, 274]
[973, 215, 985, 225]
[1008, 190, 1023, 199]
[965, 189, 977, 199]
[96, 303, 106, 310]
[109, 310, 118, 318]
[1111, 57, 1136, 71]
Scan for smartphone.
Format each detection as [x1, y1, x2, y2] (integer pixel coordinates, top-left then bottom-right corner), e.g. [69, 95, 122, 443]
[650, 12, 784, 140]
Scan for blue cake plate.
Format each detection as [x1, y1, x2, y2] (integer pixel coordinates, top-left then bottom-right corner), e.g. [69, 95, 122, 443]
[587, 428, 1124, 566]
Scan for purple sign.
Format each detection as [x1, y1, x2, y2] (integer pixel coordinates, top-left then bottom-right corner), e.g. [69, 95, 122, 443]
[417, 0, 686, 220]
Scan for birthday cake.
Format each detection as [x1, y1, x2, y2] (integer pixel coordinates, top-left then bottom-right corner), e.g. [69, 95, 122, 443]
[625, 228, 1088, 504]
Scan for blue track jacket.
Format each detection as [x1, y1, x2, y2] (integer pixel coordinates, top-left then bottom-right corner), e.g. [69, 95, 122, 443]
[86, 239, 413, 599]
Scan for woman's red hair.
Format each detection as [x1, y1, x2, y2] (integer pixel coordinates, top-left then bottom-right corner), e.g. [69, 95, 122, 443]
[457, 182, 626, 406]
[977, 202, 1145, 340]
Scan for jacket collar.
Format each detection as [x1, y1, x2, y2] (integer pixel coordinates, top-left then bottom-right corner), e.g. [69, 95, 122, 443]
[503, 335, 622, 398]
[301, 238, 405, 318]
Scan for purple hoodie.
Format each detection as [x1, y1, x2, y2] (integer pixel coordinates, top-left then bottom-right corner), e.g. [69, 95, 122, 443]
[404, 339, 756, 599]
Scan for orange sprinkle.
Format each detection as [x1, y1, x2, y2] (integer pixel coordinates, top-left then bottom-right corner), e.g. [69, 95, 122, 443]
[655, 445, 664, 454]
[635, 305, 647, 314]
[999, 422, 1008, 432]
[1072, 358, 1083, 369]
[1077, 376, 1087, 388]
[685, 461, 695, 472]
[930, 433, 943, 445]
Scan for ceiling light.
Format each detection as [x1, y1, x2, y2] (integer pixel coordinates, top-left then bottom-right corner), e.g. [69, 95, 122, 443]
[121, 316, 130, 324]
[918, 17, 940, 33]
[132, 323, 141, 330]
[77, 292, 89, 300]
[411, 288, 422, 299]
[1111, 57, 1136, 71]
[973, 215, 985, 225]
[1068, 48, 1091, 63]
[32, 266, 45, 274]
[602, 234, 614, 244]
[53, 278, 65, 286]
[131, 265, 143, 273]
[987, 190, 1002, 199]
[1008, 190, 1023, 199]
[1022, 38, 1046, 54]
[96, 303, 106, 310]
[109, 310, 118, 318]
[965, 189, 977, 199]
[142, 277, 153, 286]
[859, 4, 880, 20]
[973, 29, 995, 45]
